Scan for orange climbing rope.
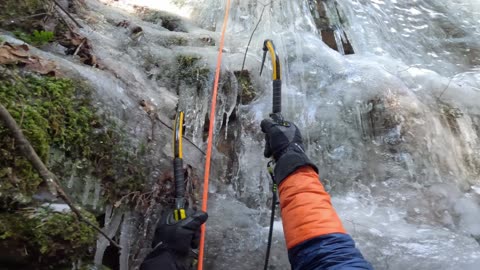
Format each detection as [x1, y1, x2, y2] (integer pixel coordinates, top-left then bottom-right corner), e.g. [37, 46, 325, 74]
[198, 0, 232, 269]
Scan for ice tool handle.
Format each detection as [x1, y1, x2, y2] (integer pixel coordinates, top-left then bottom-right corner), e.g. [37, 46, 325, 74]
[173, 111, 186, 221]
[260, 39, 283, 123]
[261, 40, 284, 270]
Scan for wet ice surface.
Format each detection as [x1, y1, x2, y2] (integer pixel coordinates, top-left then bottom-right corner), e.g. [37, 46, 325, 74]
[198, 0, 480, 269]
[335, 0, 480, 76]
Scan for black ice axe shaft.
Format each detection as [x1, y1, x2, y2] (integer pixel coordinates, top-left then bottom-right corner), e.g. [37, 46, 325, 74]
[173, 111, 186, 221]
[260, 39, 282, 270]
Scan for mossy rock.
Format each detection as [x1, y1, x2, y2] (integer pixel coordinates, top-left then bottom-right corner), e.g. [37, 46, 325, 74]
[0, 72, 96, 208]
[0, 206, 97, 268]
[0, 69, 151, 267]
[175, 54, 210, 87]
[439, 102, 463, 135]
[234, 70, 256, 104]
[1, 0, 63, 47]
[0, 0, 47, 31]
[136, 8, 187, 32]
[168, 36, 188, 46]
[13, 30, 55, 46]
[0, 70, 148, 209]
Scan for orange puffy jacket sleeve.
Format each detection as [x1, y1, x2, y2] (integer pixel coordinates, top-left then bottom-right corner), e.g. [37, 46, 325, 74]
[278, 166, 346, 249]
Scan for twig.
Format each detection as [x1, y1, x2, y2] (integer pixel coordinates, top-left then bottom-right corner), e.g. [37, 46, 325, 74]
[131, 181, 162, 269]
[0, 103, 121, 250]
[52, 0, 83, 28]
[73, 38, 86, 56]
[43, 1, 55, 25]
[240, 2, 271, 72]
[1, 13, 49, 24]
[438, 77, 454, 99]
[54, 9, 74, 33]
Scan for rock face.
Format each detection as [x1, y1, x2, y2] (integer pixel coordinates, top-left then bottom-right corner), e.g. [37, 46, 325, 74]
[309, 0, 354, 55]
[0, 61, 150, 268]
[0, 205, 98, 269]
[0, 1, 176, 268]
[320, 28, 354, 55]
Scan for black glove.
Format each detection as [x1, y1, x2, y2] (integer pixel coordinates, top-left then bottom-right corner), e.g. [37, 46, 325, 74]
[261, 119, 318, 184]
[152, 210, 208, 255]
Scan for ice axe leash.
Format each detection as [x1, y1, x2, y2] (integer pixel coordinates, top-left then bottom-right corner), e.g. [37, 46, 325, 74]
[260, 39, 283, 270]
[173, 111, 186, 221]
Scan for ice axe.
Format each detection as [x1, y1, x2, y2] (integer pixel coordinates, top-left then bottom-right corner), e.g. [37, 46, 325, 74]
[173, 111, 186, 221]
[260, 39, 283, 124]
[260, 39, 283, 270]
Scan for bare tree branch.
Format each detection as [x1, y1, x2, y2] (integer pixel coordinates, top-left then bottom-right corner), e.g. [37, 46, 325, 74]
[0, 103, 121, 250]
[52, 0, 83, 28]
[240, 1, 272, 72]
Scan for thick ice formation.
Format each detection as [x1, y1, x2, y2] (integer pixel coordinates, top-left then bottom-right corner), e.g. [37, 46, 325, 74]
[197, 0, 480, 269]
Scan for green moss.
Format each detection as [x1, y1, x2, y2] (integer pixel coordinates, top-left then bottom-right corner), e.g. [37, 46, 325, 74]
[0, 0, 46, 30]
[439, 102, 462, 135]
[0, 0, 45, 19]
[177, 55, 200, 69]
[0, 70, 151, 266]
[234, 70, 256, 104]
[176, 55, 210, 87]
[0, 71, 147, 208]
[86, 127, 147, 202]
[172, 0, 188, 7]
[136, 9, 186, 32]
[169, 36, 188, 46]
[1, 1, 63, 48]
[0, 73, 94, 207]
[0, 206, 97, 268]
[14, 30, 54, 46]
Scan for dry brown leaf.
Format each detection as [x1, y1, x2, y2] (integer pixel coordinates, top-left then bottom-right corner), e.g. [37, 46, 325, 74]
[0, 42, 31, 65]
[59, 31, 98, 67]
[139, 99, 156, 115]
[116, 20, 131, 28]
[10, 47, 30, 58]
[0, 48, 18, 64]
[18, 44, 29, 51]
[114, 200, 122, 208]
[25, 57, 57, 76]
[0, 43, 57, 76]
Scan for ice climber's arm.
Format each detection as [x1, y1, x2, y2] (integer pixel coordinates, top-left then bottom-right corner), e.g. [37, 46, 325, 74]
[278, 166, 373, 270]
[260, 118, 373, 269]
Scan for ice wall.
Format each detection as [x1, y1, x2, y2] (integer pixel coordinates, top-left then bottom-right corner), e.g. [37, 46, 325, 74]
[4, 0, 478, 269]
[194, 0, 480, 269]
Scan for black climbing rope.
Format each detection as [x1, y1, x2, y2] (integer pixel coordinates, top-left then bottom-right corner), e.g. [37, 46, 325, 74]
[264, 161, 278, 270]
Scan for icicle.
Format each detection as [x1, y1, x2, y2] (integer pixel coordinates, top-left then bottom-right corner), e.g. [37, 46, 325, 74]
[224, 72, 239, 139]
[81, 176, 92, 206]
[67, 171, 75, 189]
[67, 160, 79, 189]
[76, 259, 82, 270]
[92, 181, 101, 210]
[119, 211, 133, 270]
[94, 207, 123, 266]
[333, 29, 346, 55]
[105, 204, 113, 225]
